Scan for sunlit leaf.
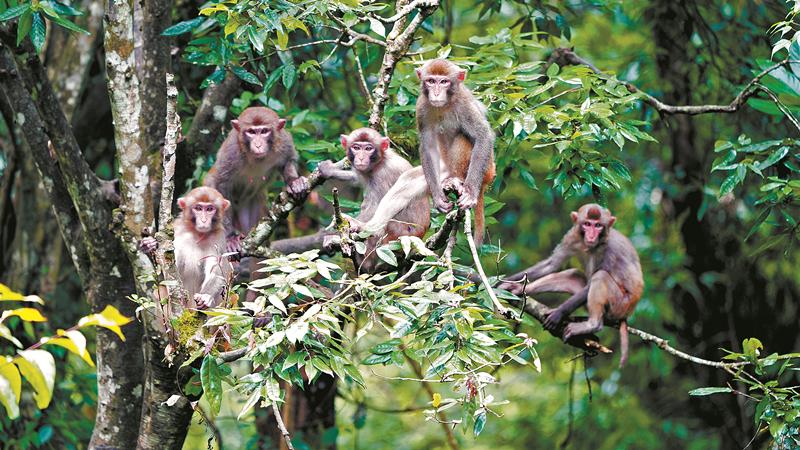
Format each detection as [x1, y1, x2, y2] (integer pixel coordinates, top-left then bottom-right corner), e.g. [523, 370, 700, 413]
[15, 350, 55, 409]
[0, 358, 21, 419]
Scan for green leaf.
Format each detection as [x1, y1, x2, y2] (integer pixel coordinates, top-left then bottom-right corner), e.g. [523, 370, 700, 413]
[200, 355, 223, 415]
[719, 174, 739, 197]
[0, 3, 29, 22]
[473, 410, 487, 436]
[44, 13, 90, 35]
[29, 13, 45, 51]
[282, 63, 296, 90]
[50, 2, 83, 16]
[519, 167, 537, 190]
[231, 66, 262, 86]
[162, 17, 204, 36]
[546, 62, 559, 77]
[16, 10, 32, 46]
[376, 246, 398, 266]
[688, 387, 733, 396]
[757, 146, 789, 170]
[362, 353, 391, 365]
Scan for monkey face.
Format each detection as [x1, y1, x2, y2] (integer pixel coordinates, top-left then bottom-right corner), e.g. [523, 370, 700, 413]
[423, 76, 453, 107]
[580, 219, 605, 247]
[191, 202, 218, 233]
[348, 141, 378, 171]
[244, 126, 273, 158]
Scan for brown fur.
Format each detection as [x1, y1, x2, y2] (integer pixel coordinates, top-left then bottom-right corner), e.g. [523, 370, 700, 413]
[498, 203, 643, 367]
[320, 128, 431, 273]
[416, 59, 496, 246]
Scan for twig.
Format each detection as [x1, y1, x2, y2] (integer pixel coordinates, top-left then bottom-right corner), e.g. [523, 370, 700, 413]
[352, 49, 373, 106]
[272, 402, 295, 450]
[551, 47, 800, 116]
[327, 14, 387, 48]
[626, 326, 753, 369]
[464, 209, 510, 317]
[404, 353, 460, 450]
[378, 0, 439, 23]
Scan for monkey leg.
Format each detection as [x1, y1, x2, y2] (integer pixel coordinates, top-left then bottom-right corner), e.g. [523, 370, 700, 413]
[534, 269, 589, 330]
[563, 270, 622, 340]
[364, 167, 429, 233]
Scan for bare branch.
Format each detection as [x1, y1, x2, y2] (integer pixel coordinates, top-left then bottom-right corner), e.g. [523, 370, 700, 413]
[272, 403, 296, 450]
[464, 209, 511, 317]
[551, 47, 800, 116]
[159, 74, 179, 232]
[327, 14, 387, 48]
[379, 0, 440, 23]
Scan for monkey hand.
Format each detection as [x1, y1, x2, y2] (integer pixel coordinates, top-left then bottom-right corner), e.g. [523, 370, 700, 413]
[497, 281, 523, 296]
[226, 234, 243, 254]
[543, 307, 565, 331]
[432, 193, 454, 213]
[194, 293, 214, 310]
[317, 160, 337, 178]
[287, 176, 309, 197]
[139, 237, 158, 255]
[562, 322, 582, 341]
[457, 186, 478, 210]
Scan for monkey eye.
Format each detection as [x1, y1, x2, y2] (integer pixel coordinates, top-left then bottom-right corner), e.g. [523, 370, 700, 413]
[363, 145, 374, 151]
[205, 206, 215, 212]
[351, 145, 361, 151]
[194, 205, 203, 211]
[440, 79, 449, 85]
[595, 223, 603, 228]
[426, 79, 436, 85]
[583, 221, 591, 227]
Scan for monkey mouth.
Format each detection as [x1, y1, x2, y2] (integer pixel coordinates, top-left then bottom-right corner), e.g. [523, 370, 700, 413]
[353, 163, 370, 171]
[196, 224, 213, 233]
[429, 99, 447, 107]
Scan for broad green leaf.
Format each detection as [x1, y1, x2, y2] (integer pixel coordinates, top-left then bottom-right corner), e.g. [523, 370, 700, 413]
[162, 17, 204, 36]
[200, 356, 223, 414]
[45, 13, 90, 35]
[0, 358, 21, 419]
[16, 10, 32, 46]
[688, 387, 733, 396]
[231, 66, 262, 86]
[238, 387, 262, 420]
[30, 12, 45, 51]
[15, 350, 55, 409]
[758, 146, 789, 170]
[0, 308, 46, 323]
[376, 246, 398, 266]
[0, 3, 29, 21]
[473, 410, 487, 436]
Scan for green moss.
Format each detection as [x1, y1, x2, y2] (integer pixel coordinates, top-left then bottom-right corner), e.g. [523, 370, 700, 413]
[174, 310, 203, 350]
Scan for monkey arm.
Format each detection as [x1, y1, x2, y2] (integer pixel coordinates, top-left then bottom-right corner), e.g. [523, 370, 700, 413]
[419, 127, 449, 210]
[195, 256, 230, 309]
[501, 244, 572, 285]
[364, 166, 428, 232]
[462, 123, 495, 199]
[543, 285, 589, 330]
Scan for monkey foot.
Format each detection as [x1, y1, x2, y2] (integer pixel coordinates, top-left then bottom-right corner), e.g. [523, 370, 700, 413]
[139, 237, 158, 255]
[287, 176, 309, 197]
[194, 294, 214, 310]
[543, 308, 564, 331]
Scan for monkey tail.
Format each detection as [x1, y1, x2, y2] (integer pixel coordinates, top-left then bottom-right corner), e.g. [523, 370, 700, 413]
[618, 320, 629, 369]
[473, 189, 486, 247]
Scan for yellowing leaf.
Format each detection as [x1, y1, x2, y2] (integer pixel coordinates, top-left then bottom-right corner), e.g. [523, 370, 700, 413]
[0, 357, 21, 419]
[0, 284, 44, 304]
[77, 306, 132, 341]
[432, 392, 441, 408]
[15, 350, 55, 409]
[276, 29, 288, 50]
[224, 15, 240, 37]
[0, 308, 47, 323]
[41, 330, 94, 367]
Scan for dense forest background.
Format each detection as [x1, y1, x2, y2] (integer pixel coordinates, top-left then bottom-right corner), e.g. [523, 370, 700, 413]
[0, 0, 799, 449]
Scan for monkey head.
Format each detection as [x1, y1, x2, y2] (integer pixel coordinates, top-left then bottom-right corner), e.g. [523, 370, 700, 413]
[416, 59, 466, 108]
[341, 128, 389, 172]
[232, 107, 286, 160]
[571, 203, 615, 248]
[178, 187, 231, 234]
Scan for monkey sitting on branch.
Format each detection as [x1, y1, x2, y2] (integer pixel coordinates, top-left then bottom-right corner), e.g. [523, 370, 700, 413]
[204, 106, 308, 254]
[315, 128, 430, 272]
[355, 59, 496, 246]
[497, 203, 644, 367]
[140, 187, 233, 311]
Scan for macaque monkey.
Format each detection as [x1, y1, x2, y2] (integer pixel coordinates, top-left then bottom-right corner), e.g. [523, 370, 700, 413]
[497, 204, 643, 367]
[359, 59, 495, 245]
[140, 187, 233, 310]
[204, 107, 308, 252]
[318, 127, 430, 272]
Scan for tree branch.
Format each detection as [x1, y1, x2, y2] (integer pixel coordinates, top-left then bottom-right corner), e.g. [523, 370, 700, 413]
[549, 47, 799, 116]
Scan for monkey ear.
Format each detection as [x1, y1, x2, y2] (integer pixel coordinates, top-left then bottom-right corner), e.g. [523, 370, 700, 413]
[570, 211, 578, 223]
[340, 134, 349, 149]
[380, 137, 390, 152]
[276, 119, 286, 131]
[177, 197, 187, 210]
[415, 68, 423, 79]
[221, 199, 231, 212]
[231, 120, 240, 131]
[608, 216, 616, 228]
[456, 70, 466, 82]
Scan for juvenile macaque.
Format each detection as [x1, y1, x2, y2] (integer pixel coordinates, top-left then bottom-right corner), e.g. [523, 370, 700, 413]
[140, 187, 233, 309]
[204, 107, 308, 252]
[360, 59, 495, 245]
[318, 128, 430, 272]
[498, 204, 643, 367]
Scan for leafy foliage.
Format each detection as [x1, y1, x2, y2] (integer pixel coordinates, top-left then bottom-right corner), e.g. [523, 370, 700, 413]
[0, 1, 89, 53]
